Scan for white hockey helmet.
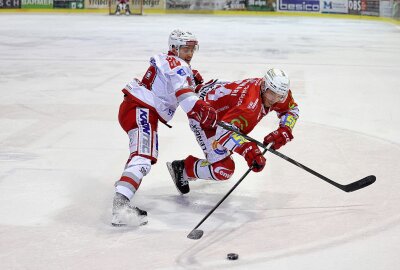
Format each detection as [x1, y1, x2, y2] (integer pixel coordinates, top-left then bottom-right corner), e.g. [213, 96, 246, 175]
[168, 29, 199, 52]
[262, 68, 290, 97]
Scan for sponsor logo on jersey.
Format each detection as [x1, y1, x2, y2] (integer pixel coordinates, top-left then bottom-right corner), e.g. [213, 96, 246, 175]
[282, 114, 297, 129]
[214, 148, 227, 155]
[145, 70, 152, 79]
[140, 166, 148, 175]
[231, 80, 249, 97]
[166, 56, 181, 69]
[247, 99, 259, 110]
[200, 160, 210, 167]
[231, 133, 248, 146]
[177, 68, 187, 76]
[212, 141, 227, 155]
[190, 123, 207, 151]
[217, 105, 229, 113]
[139, 109, 150, 135]
[214, 166, 233, 179]
[138, 108, 151, 155]
[230, 116, 248, 131]
[237, 87, 249, 106]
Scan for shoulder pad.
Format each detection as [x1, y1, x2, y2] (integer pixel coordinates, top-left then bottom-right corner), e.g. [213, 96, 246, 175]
[151, 53, 190, 75]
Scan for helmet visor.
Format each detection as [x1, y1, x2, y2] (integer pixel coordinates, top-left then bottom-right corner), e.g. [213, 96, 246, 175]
[265, 88, 286, 103]
[179, 40, 199, 52]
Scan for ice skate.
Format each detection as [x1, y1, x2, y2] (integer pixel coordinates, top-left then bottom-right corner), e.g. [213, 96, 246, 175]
[111, 193, 148, 226]
[167, 160, 190, 194]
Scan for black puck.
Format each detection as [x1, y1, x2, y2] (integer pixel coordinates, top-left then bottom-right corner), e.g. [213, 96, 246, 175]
[227, 253, 239, 260]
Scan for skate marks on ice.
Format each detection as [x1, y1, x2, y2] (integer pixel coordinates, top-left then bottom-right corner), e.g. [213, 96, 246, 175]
[172, 187, 372, 267]
[167, 122, 400, 268]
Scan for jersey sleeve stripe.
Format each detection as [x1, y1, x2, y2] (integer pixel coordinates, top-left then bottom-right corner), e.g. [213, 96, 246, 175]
[176, 88, 195, 100]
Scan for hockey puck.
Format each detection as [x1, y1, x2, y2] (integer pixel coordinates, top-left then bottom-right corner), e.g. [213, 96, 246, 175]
[227, 253, 239, 260]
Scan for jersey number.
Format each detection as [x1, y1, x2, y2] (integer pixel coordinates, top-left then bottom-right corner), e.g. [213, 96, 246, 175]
[166, 56, 181, 70]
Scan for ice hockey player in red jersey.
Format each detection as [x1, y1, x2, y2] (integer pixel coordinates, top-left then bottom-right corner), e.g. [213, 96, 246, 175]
[111, 29, 217, 226]
[167, 68, 299, 194]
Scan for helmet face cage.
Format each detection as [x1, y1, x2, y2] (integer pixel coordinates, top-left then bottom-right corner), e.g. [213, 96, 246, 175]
[262, 68, 290, 98]
[168, 29, 199, 53]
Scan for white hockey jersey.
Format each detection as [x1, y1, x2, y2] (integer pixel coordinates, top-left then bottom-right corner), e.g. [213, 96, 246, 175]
[122, 52, 199, 123]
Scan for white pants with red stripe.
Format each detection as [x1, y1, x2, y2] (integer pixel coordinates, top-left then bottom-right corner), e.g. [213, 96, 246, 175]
[184, 119, 235, 181]
[115, 155, 152, 200]
[116, 102, 158, 200]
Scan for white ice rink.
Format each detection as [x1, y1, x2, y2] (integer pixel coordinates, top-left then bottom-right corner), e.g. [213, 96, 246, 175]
[1, 13, 400, 269]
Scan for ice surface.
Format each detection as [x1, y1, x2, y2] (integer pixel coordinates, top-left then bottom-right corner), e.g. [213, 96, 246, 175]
[1, 14, 400, 270]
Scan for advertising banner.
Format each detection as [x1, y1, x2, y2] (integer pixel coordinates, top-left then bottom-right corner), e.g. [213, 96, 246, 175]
[321, 0, 348, 13]
[278, 0, 320, 12]
[224, 0, 246, 10]
[100, 0, 164, 9]
[84, 0, 107, 8]
[379, 0, 392, 17]
[348, 0, 379, 15]
[247, 0, 275, 11]
[22, 0, 53, 8]
[166, 0, 235, 10]
[361, 0, 379, 16]
[394, 0, 400, 19]
[348, 0, 361, 14]
[166, 0, 191, 9]
[53, 0, 83, 8]
[0, 0, 21, 8]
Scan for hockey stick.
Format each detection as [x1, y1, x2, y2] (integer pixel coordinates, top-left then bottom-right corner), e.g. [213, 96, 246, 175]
[187, 147, 269, 240]
[217, 121, 376, 193]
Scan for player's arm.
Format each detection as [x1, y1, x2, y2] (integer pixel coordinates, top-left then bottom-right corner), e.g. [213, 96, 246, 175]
[170, 66, 217, 130]
[192, 69, 204, 86]
[264, 90, 299, 150]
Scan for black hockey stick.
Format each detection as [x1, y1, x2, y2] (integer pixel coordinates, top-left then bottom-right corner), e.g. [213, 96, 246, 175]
[187, 148, 269, 240]
[217, 121, 376, 193]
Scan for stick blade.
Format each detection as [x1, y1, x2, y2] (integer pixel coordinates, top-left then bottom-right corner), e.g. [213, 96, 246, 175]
[187, 229, 204, 240]
[343, 175, 376, 192]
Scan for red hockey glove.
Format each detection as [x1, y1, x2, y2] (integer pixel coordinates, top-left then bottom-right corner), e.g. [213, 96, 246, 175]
[235, 141, 266, 172]
[187, 100, 217, 129]
[192, 69, 204, 86]
[263, 126, 293, 150]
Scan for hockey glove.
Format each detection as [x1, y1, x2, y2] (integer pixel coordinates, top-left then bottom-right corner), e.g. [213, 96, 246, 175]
[187, 100, 217, 130]
[192, 69, 204, 86]
[194, 79, 219, 94]
[263, 126, 293, 150]
[235, 141, 266, 172]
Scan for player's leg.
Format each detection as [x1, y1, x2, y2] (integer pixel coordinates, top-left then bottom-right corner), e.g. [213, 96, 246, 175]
[167, 119, 234, 194]
[185, 155, 235, 181]
[116, 2, 121, 15]
[112, 103, 158, 226]
[112, 155, 151, 226]
[125, 3, 130, 15]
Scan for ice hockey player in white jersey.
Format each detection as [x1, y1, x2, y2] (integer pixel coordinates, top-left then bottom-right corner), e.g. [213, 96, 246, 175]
[111, 29, 217, 226]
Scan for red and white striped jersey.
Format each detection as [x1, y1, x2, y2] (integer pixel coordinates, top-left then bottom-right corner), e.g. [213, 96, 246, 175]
[122, 52, 199, 123]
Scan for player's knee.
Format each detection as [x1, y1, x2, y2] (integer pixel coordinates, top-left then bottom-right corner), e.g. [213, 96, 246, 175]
[212, 157, 235, 181]
[125, 155, 152, 178]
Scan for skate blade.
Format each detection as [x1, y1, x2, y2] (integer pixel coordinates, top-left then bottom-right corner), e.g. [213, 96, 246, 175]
[111, 213, 148, 227]
[111, 221, 147, 227]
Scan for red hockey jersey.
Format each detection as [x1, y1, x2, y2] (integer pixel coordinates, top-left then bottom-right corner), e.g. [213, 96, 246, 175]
[203, 78, 299, 135]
